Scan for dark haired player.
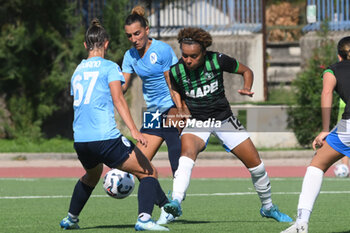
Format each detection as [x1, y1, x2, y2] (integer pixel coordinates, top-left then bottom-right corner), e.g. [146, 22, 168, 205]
[163, 27, 292, 223]
[60, 18, 170, 231]
[282, 36, 350, 233]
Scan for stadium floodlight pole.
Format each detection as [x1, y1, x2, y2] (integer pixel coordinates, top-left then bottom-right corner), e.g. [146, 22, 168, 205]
[262, 0, 268, 101]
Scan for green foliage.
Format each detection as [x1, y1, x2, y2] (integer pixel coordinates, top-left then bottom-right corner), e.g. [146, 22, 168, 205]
[103, 0, 131, 63]
[287, 25, 339, 147]
[0, 137, 74, 152]
[0, 0, 85, 140]
[267, 87, 296, 105]
[0, 0, 131, 141]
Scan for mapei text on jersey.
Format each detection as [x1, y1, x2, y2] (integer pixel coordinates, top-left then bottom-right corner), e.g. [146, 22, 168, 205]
[185, 80, 218, 98]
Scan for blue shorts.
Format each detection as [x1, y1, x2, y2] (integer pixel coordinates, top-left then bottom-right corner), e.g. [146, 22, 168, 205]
[141, 106, 179, 137]
[74, 136, 135, 169]
[141, 126, 179, 138]
[326, 119, 350, 157]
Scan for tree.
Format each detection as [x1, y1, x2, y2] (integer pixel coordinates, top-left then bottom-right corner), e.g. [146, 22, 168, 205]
[103, 0, 131, 64]
[0, 0, 131, 140]
[0, 0, 85, 140]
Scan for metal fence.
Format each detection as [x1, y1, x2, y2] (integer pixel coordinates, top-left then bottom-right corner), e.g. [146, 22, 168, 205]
[128, 0, 263, 36]
[74, 0, 350, 36]
[304, 0, 350, 31]
[74, 0, 105, 27]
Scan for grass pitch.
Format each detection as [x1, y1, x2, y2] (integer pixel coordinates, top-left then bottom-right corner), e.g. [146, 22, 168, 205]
[1, 177, 350, 232]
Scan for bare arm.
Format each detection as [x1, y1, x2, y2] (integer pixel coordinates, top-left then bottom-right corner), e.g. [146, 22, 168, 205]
[164, 71, 183, 109]
[109, 80, 147, 146]
[122, 72, 132, 94]
[321, 72, 336, 131]
[312, 72, 337, 150]
[164, 71, 190, 117]
[236, 63, 254, 97]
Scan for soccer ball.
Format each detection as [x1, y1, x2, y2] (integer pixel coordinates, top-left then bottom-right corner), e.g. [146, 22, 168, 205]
[334, 164, 349, 178]
[103, 169, 135, 199]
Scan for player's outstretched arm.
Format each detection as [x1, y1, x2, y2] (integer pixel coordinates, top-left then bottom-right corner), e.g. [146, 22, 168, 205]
[109, 80, 147, 146]
[236, 63, 254, 97]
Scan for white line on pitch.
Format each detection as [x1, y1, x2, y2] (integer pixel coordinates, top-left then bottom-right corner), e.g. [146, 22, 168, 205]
[1, 177, 350, 182]
[2, 190, 350, 200]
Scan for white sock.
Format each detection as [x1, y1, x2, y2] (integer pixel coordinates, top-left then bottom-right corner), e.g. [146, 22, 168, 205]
[248, 162, 272, 206]
[172, 156, 195, 203]
[297, 166, 324, 223]
[262, 202, 273, 211]
[138, 213, 151, 221]
[297, 208, 311, 224]
[68, 212, 78, 222]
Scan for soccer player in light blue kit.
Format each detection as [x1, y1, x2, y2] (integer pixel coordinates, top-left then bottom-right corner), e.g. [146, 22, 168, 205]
[60, 18, 170, 231]
[122, 6, 182, 224]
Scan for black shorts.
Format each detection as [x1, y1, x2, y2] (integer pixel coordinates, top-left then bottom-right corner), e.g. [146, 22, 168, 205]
[74, 136, 135, 169]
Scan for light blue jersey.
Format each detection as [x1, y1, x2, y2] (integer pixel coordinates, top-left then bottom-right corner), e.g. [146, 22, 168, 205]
[71, 57, 124, 142]
[122, 39, 178, 112]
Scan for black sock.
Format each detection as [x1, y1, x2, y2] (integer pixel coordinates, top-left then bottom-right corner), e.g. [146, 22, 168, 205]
[163, 128, 181, 176]
[68, 180, 94, 216]
[138, 177, 168, 215]
[155, 180, 169, 207]
[138, 177, 156, 215]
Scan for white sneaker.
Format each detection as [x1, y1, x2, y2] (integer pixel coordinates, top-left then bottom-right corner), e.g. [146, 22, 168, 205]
[135, 218, 169, 231]
[280, 222, 308, 233]
[157, 207, 176, 225]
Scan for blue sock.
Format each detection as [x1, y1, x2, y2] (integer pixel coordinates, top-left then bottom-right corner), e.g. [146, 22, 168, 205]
[68, 180, 94, 216]
[163, 128, 181, 176]
[138, 177, 168, 215]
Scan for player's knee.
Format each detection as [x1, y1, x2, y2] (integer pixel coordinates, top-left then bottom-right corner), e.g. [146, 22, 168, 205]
[81, 174, 100, 187]
[248, 162, 266, 176]
[309, 160, 329, 173]
[136, 173, 158, 180]
[145, 167, 158, 178]
[134, 166, 158, 180]
[180, 151, 198, 161]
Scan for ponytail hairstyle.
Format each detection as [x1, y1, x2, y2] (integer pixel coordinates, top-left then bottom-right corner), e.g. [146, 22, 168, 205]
[177, 27, 212, 51]
[125, 5, 149, 28]
[338, 36, 350, 60]
[85, 18, 109, 51]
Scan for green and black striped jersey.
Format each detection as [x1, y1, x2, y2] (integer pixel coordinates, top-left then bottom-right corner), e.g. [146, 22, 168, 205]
[169, 51, 239, 121]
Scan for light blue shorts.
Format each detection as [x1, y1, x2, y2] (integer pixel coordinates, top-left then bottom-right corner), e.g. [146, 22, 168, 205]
[326, 119, 350, 157]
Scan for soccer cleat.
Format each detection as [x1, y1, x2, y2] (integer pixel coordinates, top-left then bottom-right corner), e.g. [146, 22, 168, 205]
[280, 222, 308, 233]
[163, 199, 182, 218]
[156, 207, 176, 225]
[260, 205, 293, 222]
[135, 218, 169, 231]
[60, 215, 80, 230]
